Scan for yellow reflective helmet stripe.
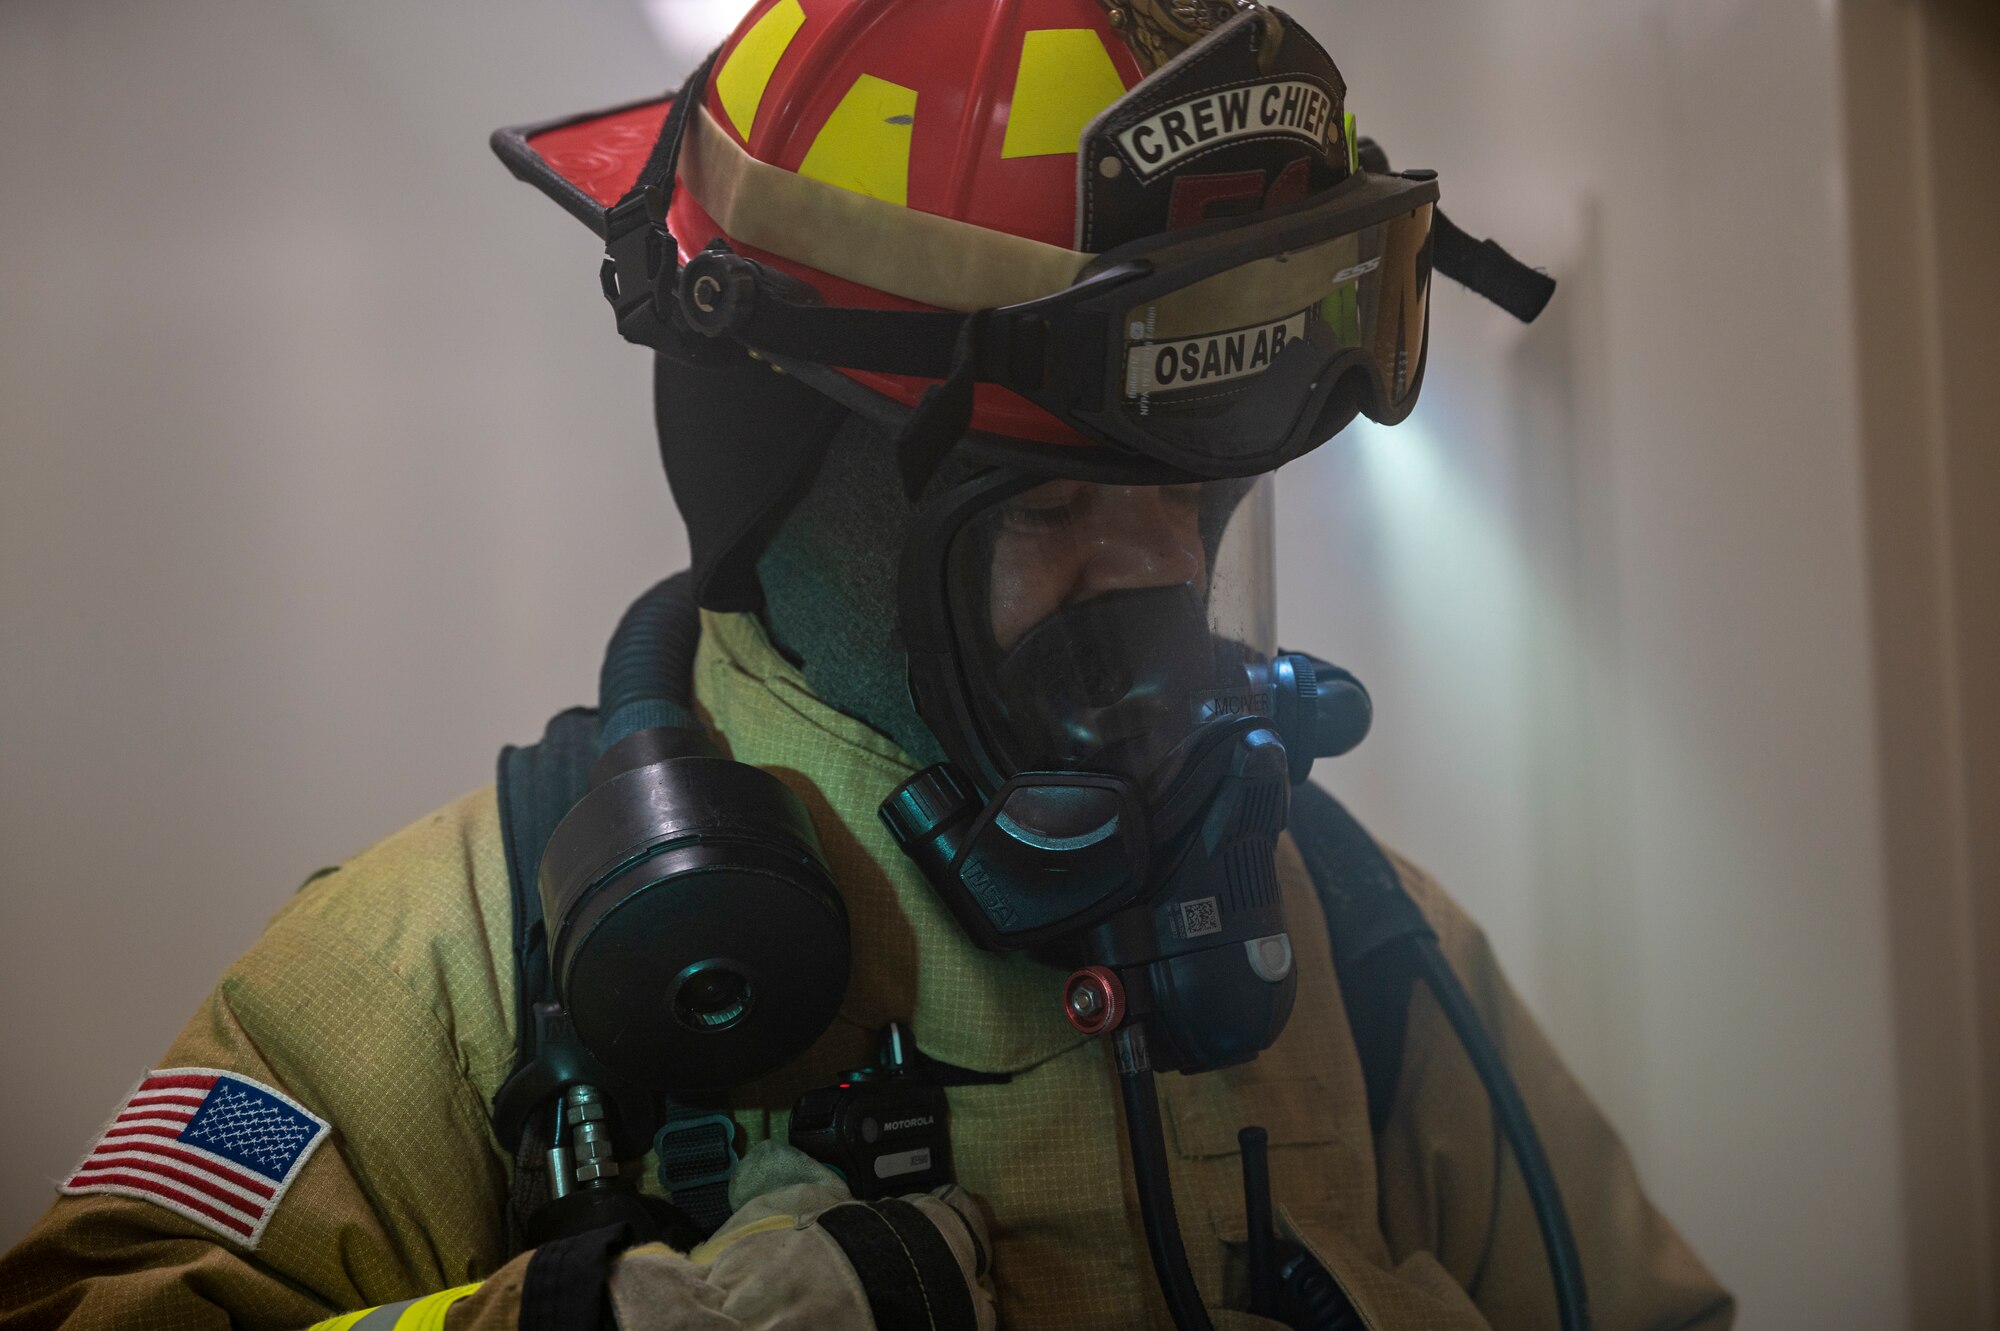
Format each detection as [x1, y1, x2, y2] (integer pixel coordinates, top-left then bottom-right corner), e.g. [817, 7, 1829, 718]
[1001, 29, 1129, 159]
[680, 107, 1091, 311]
[797, 73, 920, 206]
[716, 0, 808, 141]
[306, 1282, 482, 1331]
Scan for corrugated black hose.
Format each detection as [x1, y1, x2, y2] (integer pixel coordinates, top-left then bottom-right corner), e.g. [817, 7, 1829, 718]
[598, 572, 703, 751]
[1114, 948, 1589, 1331]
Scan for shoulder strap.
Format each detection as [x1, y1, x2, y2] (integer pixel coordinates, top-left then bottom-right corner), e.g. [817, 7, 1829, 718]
[498, 705, 605, 1080]
[495, 706, 605, 1251]
[499, 572, 704, 1047]
[497, 576, 733, 1250]
[1286, 780, 1438, 1132]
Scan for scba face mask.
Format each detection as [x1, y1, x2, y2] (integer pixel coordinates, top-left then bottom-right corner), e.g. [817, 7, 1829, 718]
[960, 476, 1273, 787]
[883, 463, 1369, 1075]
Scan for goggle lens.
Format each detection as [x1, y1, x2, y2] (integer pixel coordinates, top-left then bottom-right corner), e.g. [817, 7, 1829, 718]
[1107, 202, 1434, 469]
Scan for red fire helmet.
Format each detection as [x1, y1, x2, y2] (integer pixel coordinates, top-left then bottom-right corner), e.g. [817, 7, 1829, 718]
[513, 0, 1235, 446]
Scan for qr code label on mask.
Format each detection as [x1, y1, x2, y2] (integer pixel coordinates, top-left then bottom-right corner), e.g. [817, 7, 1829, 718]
[1180, 896, 1222, 938]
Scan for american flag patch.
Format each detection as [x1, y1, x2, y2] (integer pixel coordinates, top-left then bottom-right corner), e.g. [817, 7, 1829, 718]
[61, 1067, 330, 1247]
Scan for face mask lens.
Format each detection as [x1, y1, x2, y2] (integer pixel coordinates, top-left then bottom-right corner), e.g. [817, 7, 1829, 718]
[945, 476, 1276, 786]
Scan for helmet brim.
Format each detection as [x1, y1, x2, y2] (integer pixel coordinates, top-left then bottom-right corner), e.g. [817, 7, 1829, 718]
[491, 96, 674, 239]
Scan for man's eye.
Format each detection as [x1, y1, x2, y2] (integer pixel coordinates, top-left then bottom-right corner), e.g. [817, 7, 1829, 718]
[1002, 501, 1077, 532]
[1001, 481, 1086, 532]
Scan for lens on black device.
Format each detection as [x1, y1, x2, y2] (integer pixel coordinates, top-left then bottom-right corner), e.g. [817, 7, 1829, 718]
[672, 961, 754, 1031]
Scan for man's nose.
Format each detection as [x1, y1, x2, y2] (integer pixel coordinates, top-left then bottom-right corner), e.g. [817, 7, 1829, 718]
[1074, 488, 1205, 597]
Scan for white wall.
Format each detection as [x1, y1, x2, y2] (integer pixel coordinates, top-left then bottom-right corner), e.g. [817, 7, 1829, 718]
[0, 0, 697, 1243]
[1, 2, 1915, 1327]
[1273, 1, 1909, 1327]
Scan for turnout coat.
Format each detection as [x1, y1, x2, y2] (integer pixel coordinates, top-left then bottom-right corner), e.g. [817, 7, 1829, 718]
[0, 612, 1732, 1330]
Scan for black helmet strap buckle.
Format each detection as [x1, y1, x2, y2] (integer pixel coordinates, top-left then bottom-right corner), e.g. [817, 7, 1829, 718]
[600, 182, 676, 346]
[597, 48, 720, 351]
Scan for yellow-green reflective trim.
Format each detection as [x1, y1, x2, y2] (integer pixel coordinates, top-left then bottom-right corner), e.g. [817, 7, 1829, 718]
[798, 74, 919, 206]
[1001, 29, 1128, 159]
[1344, 111, 1358, 174]
[306, 1282, 481, 1331]
[680, 107, 1091, 313]
[716, 0, 808, 141]
[389, 1283, 481, 1331]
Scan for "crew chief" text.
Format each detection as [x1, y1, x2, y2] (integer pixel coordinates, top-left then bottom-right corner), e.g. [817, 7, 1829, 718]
[1114, 79, 1335, 180]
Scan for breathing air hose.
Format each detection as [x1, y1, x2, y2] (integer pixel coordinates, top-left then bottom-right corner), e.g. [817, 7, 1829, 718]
[1109, 956, 1591, 1331]
[1114, 1024, 1217, 1331]
[598, 572, 704, 750]
[1413, 936, 1591, 1331]
[1119, 1025, 1363, 1331]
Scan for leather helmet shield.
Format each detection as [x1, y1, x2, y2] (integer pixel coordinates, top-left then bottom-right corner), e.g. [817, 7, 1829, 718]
[1077, 8, 1350, 251]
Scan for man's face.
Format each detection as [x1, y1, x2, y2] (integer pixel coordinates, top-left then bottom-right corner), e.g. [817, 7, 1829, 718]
[986, 480, 1208, 650]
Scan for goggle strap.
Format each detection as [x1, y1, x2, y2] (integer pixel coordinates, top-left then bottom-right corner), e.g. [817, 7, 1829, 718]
[735, 294, 968, 379]
[1433, 210, 1556, 323]
[680, 242, 1067, 388]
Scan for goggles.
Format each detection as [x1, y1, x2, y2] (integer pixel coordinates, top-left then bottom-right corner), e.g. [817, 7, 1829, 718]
[668, 167, 1438, 486]
[503, 11, 1551, 504]
[584, 11, 1462, 497]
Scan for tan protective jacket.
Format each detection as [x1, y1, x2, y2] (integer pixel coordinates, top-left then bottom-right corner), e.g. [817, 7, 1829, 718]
[0, 611, 1733, 1330]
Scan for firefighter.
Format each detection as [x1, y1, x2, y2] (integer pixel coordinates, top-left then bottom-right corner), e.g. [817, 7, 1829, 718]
[1, 2, 1732, 1328]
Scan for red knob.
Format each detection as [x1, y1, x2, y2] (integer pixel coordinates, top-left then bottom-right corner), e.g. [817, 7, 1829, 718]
[1063, 966, 1126, 1036]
